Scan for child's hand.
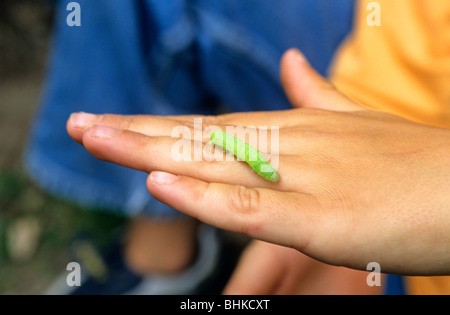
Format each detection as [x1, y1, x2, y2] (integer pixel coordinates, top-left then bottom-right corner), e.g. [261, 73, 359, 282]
[223, 240, 381, 295]
[67, 50, 450, 276]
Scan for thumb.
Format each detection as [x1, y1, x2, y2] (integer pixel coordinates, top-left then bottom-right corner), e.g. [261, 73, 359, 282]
[223, 241, 286, 295]
[280, 49, 363, 111]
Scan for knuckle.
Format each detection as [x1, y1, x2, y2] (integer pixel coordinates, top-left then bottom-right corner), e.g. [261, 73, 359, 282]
[102, 114, 134, 130]
[202, 115, 221, 128]
[123, 115, 135, 130]
[230, 186, 261, 214]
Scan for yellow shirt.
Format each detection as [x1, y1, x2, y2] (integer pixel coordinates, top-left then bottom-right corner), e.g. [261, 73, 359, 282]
[330, 0, 450, 294]
[331, 0, 450, 128]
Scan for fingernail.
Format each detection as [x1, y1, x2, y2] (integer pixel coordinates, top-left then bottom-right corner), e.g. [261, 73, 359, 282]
[70, 112, 99, 129]
[89, 125, 122, 140]
[149, 172, 179, 185]
[291, 48, 307, 64]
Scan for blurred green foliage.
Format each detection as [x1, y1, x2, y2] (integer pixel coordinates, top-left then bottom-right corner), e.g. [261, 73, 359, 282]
[0, 168, 128, 294]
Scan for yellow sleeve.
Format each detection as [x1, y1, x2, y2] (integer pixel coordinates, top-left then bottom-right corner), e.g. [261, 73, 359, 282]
[330, 0, 450, 128]
[330, 0, 450, 294]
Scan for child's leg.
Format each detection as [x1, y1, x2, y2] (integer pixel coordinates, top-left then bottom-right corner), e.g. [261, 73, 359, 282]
[125, 217, 199, 275]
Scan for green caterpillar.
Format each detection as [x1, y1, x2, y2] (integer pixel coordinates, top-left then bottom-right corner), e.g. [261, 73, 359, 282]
[210, 130, 280, 183]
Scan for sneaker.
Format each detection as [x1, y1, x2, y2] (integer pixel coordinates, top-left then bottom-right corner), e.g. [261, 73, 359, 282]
[45, 224, 244, 295]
